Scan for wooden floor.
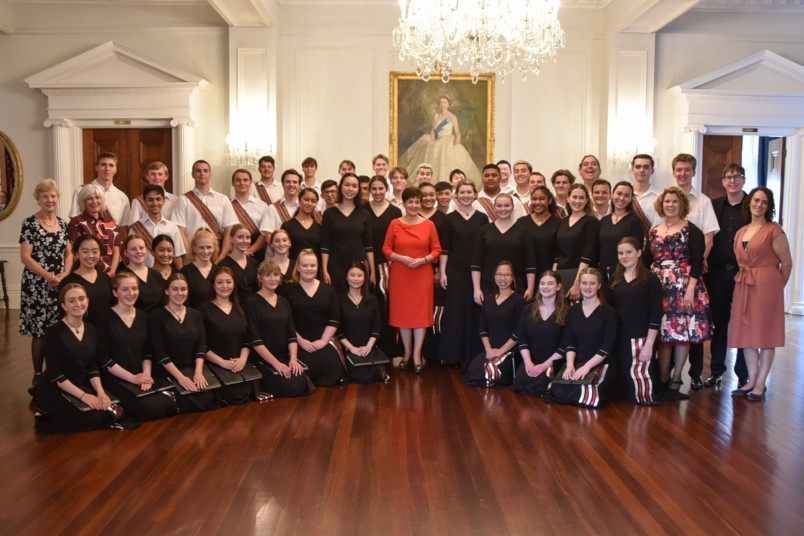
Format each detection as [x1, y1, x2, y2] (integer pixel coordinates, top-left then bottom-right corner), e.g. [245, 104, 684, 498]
[1, 309, 803, 536]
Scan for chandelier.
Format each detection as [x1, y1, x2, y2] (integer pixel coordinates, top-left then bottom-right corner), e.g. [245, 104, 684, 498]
[392, 0, 565, 84]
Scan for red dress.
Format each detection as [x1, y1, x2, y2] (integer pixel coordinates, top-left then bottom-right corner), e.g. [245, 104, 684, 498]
[382, 218, 441, 328]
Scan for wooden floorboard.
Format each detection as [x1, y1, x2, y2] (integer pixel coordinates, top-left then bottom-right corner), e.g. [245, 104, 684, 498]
[1, 308, 803, 535]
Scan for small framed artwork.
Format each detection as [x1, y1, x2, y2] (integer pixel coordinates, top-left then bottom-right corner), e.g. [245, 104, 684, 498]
[390, 72, 495, 184]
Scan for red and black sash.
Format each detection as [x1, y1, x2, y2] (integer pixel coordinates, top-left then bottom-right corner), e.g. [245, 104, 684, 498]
[256, 184, 274, 206]
[231, 199, 260, 236]
[129, 221, 155, 255]
[476, 197, 497, 222]
[184, 191, 223, 239]
[273, 201, 292, 224]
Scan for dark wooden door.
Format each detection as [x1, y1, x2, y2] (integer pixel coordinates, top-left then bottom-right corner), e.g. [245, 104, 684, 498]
[82, 128, 173, 198]
[701, 135, 742, 199]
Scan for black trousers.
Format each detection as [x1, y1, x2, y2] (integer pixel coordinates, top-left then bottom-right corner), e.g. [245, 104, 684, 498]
[688, 264, 746, 382]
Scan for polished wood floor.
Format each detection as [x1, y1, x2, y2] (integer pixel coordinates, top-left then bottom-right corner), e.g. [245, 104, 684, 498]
[1, 309, 803, 535]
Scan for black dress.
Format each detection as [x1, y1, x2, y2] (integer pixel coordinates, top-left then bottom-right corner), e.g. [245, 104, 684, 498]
[284, 282, 346, 386]
[516, 214, 561, 277]
[598, 212, 645, 281]
[198, 302, 255, 404]
[439, 211, 488, 365]
[242, 293, 313, 397]
[511, 305, 565, 397]
[118, 265, 166, 312]
[549, 302, 617, 408]
[338, 293, 388, 383]
[555, 215, 600, 288]
[424, 210, 449, 361]
[180, 263, 214, 309]
[321, 206, 373, 293]
[150, 307, 219, 412]
[471, 222, 536, 296]
[610, 274, 663, 405]
[367, 203, 403, 357]
[217, 256, 259, 305]
[59, 271, 112, 327]
[282, 217, 322, 262]
[35, 322, 117, 433]
[464, 292, 525, 387]
[99, 309, 177, 421]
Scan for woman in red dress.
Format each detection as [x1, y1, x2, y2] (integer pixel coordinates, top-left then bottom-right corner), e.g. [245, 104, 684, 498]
[382, 187, 441, 373]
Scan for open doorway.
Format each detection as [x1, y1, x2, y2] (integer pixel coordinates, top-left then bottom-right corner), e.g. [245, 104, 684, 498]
[701, 134, 786, 223]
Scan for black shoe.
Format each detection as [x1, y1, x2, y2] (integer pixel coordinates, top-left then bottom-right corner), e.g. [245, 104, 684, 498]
[731, 388, 750, 397]
[746, 390, 766, 402]
[690, 375, 704, 390]
[703, 375, 722, 388]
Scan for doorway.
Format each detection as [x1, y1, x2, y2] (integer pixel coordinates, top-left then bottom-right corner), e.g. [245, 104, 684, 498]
[82, 128, 173, 199]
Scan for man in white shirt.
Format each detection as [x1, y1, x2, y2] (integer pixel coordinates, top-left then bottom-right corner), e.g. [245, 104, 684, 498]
[231, 168, 270, 257]
[172, 159, 238, 262]
[631, 154, 663, 231]
[129, 184, 185, 268]
[672, 153, 720, 391]
[251, 155, 284, 205]
[496, 160, 515, 193]
[128, 161, 179, 224]
[70, 152, 131, 227]
[512, 160, 533, 212]
[372, 154, 390, 179]
[300, 156, 322, 193]
[476, 163, 526, 221]
[260, 169, 302, 238]
[578, 154, 602, 192]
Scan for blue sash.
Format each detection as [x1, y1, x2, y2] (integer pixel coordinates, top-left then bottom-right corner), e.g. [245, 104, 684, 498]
[434, 117, 450, 138]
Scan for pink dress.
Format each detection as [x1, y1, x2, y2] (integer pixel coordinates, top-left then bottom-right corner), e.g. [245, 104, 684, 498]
[728, 223, 786, 348]
[382, 219, 441, 328]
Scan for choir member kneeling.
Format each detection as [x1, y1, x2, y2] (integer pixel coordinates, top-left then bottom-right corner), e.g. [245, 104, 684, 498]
[463, 261, 526, 388]
[150, 273, 221, 413]
[609, 237, 662, 405]
[338, 262, 391, 384]
[242, 260, 314, 398]
[199, 266, 262, 405]
[100, 273, 177, 421]
[511, 271, 568, 397]
[547, 268, 617, 408]
[34, 284, 124, 433]
[284, 249, 347, 386]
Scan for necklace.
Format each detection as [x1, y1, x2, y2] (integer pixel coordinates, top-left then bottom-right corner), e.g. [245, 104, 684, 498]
[348, 292, 362, 306]
[167, 305, 185, 323]
[64, 319, 83, 334]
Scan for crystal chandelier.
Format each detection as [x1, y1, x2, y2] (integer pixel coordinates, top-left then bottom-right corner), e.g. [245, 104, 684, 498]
[392, 0, 565, 84]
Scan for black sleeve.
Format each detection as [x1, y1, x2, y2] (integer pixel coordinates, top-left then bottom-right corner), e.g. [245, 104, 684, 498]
[43, 326, 67, 383]
[326, 285, 341, 328]
[628, 215, 646, 251]
[243, 298, 263, 347]
[189, 311, 207, 359]
[516, 304, 533, 350]
[369, 296, 381, 339]
[597, 305, 618, 358]
[688, 223, 705, 279]
[283, 299, 298, 345]
[320, 209, 332, 253]
[510, 295, 526, 341]
[647, 274, 663, 331]
[440, 218, 453, 254]
[581, 216, 601, 265]
[97, 314, 114, 370]
[149, 310, 172, 365]
[470, 227, 486, 273]
[521, 228, 537, 275]
[362, 212, 373, 253]
[478, 296, 492, 337]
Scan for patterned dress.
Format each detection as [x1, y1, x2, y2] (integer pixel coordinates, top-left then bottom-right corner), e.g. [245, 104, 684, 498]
[19, 216, 70, 337]
[649, 225, 713, 344]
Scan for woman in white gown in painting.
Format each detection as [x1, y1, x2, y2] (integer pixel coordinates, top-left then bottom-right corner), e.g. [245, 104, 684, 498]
[398, 95, 481, 184]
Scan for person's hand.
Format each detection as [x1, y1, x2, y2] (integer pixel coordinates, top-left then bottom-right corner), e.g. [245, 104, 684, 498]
[289, 359, 304, 376]
[638, 344, 653, 363]
[230, 357, 246, 373]
[485, 348, 503, 360]
[440, 273, 448, 290]
[275, 362, 292, 378]
[523, 288, 533, 301]
[178, 375, 197, 392]
[532, 362, 550, 378]
[408, 258, 426, 269]
[297, 337, 316, 353]
[82, 393, 107, 411]
[139, 379, 153, 392]
[571, 364, 590, 381]
[353, 345, 370, 357]
[193, 371, 208, 390]
[567, 283, 580, 302]
[562, 365, 575, 380]
[322, 271, 331, 285]
[473, 289, 484, 306]
[311, 339, 327, 351]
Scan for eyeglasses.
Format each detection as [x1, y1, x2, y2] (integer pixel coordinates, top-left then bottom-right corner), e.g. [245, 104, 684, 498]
[723, 175, 744, 182]
[494, 273, 514, 278]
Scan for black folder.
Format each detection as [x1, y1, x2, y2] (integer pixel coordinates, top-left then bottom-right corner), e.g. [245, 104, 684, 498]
[62, 392, 121, 412]
[169, 365, 222, 395]
[207, 361, 263, 386]
[552, 364, 601, 385]
[113, 376, 174, 398]
[345, 348, 390, 367]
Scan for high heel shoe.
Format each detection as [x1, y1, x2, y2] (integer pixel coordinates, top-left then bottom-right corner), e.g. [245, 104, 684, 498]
[398, 358, 410, 370]
[413, 359, 423, 374]
[746, 391, 766, 402]
[704, 375, 722, 388]
[731, 388, 750, 396]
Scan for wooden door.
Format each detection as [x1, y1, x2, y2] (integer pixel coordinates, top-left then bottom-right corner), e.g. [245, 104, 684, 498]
[82, 128, 173, 199]
[701, 135, 742, 199]
[766, 137, 785, 224]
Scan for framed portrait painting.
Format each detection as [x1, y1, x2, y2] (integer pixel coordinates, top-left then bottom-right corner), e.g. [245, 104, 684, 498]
[390, 72, 495, 184]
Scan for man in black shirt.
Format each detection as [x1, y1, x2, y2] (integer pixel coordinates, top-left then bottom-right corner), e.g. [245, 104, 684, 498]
[704, 163, 748, 387]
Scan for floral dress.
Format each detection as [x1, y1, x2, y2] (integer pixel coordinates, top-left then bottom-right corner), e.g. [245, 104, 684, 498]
[19, 216, 70, 337]
[649, 225, 712, 344]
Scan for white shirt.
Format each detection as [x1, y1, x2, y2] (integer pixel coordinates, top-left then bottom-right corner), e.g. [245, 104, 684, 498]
[260, 197, 300, 234]
[635, 184, 663, 228]
[500, 181, 515, 194]
[249, 180, 284, 205]
[172, 187, 239, 239]
[685, 187, 720, 235]
[233, 196, 270, 229]
[301, 180, 322, 194]
[128, 191, 179, 226]
[511, 189, 531, 212]
[130, 215, 186, 267]
[70, 179, 131, 226]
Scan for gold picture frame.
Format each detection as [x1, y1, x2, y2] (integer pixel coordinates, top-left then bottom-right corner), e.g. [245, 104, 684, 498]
[389, 72, 495, 184]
